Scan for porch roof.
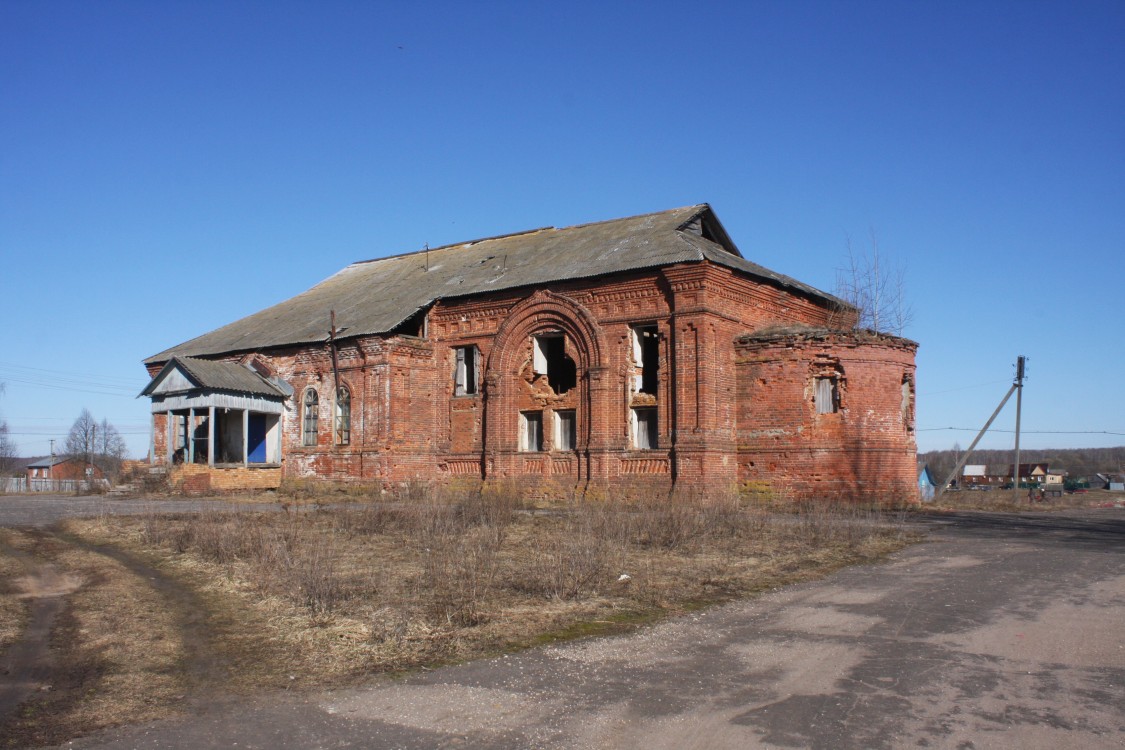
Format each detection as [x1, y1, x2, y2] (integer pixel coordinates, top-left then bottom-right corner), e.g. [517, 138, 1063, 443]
[140, 356, 287, 399]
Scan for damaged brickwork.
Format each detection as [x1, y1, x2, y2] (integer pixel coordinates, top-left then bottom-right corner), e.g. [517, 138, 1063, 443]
[142, 205, 919, 502]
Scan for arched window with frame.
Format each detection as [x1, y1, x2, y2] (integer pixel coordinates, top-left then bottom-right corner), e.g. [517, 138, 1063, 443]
[335, 385, 351, 445]
[302, 389, 319, 446]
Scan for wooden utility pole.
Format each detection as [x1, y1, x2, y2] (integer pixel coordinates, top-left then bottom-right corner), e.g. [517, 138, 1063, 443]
[934, 355, 1027, 500]
[1012, 355, 1026, 493]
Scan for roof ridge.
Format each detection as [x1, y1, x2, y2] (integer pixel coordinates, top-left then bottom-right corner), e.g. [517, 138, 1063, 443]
[349, 204, 708, 268]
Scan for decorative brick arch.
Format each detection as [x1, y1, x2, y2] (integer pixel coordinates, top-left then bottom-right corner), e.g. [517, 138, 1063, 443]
[485, 290, 605, 376]
[482, 291, 608, 479]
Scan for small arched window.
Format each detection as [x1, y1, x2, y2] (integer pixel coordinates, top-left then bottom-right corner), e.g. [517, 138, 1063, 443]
[303, 389, 319, 446]
[335, 386, 351, 446]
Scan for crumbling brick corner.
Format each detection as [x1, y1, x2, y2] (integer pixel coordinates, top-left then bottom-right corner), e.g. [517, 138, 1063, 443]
[735, 327, 920, 504]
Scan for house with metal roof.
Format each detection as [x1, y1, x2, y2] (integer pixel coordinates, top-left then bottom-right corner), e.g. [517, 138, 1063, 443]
[140, 204, 920, 500]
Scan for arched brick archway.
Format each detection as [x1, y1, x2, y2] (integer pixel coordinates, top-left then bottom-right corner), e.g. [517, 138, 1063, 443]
[482, 291, 609, 482]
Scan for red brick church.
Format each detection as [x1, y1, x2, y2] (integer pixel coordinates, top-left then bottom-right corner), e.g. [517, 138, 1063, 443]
[141, 204, 918, 500]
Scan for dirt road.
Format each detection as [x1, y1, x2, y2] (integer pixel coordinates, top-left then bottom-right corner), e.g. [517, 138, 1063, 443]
[40, 507, 1121, 750]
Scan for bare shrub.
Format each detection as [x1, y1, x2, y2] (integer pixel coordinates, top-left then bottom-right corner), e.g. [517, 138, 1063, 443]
[291, 540, 344, 616]
[423, 524, 503, 627]
[519, 513, 615, 600]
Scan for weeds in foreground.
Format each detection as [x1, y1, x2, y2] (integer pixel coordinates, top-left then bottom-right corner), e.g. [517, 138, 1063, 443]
[9, 488, 915, 748]
[137, 485, 910, 629]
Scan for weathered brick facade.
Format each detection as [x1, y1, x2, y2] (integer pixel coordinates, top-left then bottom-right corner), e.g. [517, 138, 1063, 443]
[143, 205, 919, 501]
[735, 328, 918, 500]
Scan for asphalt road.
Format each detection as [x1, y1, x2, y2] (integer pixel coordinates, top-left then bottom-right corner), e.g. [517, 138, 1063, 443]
[10, 499, 1123, 749]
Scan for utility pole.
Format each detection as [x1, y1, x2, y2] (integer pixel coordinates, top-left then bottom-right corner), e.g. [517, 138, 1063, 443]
[934, 355, 1027, 500]
[1012, 355, 1026, 495]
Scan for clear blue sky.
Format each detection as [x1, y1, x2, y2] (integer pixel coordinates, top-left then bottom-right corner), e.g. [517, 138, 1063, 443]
[2, 0, 1122, 460]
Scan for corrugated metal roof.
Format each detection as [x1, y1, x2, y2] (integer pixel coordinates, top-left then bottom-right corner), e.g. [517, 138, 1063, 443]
[27, 456, 72, 469]
[145, 204, 848, 364]
[140, 356, 286, 398]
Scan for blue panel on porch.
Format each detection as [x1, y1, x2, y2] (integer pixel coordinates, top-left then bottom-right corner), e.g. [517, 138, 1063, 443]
[248, 414, 267, 463]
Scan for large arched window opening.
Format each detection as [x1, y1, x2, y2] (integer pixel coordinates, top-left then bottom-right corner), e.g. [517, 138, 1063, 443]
[335, 386, 351, 445]
[302, 389, 319, 446]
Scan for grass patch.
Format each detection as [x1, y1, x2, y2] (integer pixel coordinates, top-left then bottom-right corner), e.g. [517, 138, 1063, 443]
[3, 484, 920, 745]
[0, 530, 32, 657]
[1, 531, 187, 749]
[924, 488, 1125, 513]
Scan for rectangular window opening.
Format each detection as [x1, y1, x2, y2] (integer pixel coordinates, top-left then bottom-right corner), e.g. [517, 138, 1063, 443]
[632, 325, 659, 395]
[631, 407, 658, 450]
[815, 377, 838, 414]
[454, 345, 479, 396]
[554, 410, 576, 451]
[520, 411, 543, 452]
[532, 334, 576, 394]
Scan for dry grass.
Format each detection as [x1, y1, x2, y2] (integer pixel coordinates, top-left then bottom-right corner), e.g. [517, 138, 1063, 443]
[926, 488, 1125, 512]
[104, 484, 914, 675]
[2, 483, 919, 745]
[0, 530, 31, 656]
[2, 531, 188, 749]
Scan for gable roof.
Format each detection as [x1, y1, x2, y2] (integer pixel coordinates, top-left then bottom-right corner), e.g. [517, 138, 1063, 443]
[145, 204, 849, 364]
[140, 356, 287, 398]
[27, 456, 73, 469]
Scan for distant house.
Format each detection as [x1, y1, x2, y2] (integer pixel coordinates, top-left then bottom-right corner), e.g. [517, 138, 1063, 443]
[1087, 474, 1109, 490]
[1044, 469, 1066, 486]
[962, 463, 1049, 488]
[961, 464, 988, 488]
[917, 462, 937, 501]
[26, 456, 104, 482]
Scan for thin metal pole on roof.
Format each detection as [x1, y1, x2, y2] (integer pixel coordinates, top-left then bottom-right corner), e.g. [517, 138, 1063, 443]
[329, 311, 341, 399]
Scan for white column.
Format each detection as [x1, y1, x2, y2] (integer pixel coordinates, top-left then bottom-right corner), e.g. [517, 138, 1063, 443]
[188, 408, 195, 464]
[165, 411, 173, 465]
[208, 406, 215, 467]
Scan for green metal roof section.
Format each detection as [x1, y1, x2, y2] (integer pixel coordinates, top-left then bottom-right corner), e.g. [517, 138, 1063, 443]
[144, 204, 848, 364]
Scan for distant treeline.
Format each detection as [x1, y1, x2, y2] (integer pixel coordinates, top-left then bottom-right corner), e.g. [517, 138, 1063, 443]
[920, 446, 1125, 484]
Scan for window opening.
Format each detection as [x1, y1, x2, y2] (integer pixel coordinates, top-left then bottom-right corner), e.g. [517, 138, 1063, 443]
[532, 334, 576, 394]
[554, 410, 576, 451]
[631, 407, 658, 449]
[902, 375, 914, 431]
[454, 345, 479, 396]
[303, 389, 319, 446]
[815, 377, 839, 414]
[631, 325, 659, 395]
[335, 386, 351, 445]
[520, 411, 543, 452]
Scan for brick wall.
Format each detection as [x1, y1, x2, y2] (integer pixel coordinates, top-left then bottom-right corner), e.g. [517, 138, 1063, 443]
[143, 259, 916, 501]
[169, 464, 282, 494]
[735, 328, 919, 502]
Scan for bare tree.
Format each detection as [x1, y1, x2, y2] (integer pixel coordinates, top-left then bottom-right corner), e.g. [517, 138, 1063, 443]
[96, 418, 128, 479]
[0, 384, 16, 477]
[835, 231, 913, 335]
[65, 409, 129, 481]
[65, 408, 99, 469]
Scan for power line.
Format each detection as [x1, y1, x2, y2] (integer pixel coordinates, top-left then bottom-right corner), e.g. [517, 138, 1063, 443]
[918, 378, 1010, 396]
[919, 427, 1125, 436]
[0, 360, 144, 387]
[0, 375, 140, 397]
